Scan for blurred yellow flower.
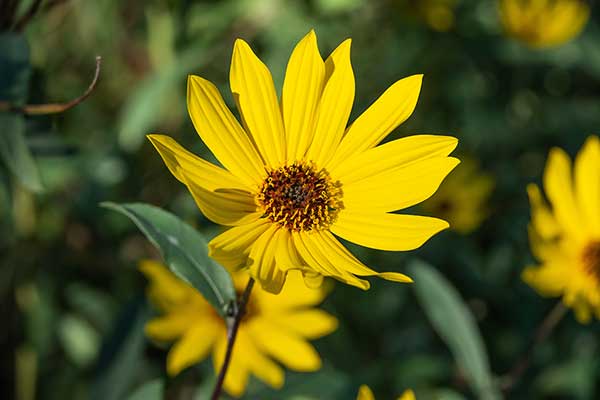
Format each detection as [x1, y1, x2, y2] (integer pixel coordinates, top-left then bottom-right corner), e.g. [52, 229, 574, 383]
[524, 136, 600, 323]
[148, 30, 458, 294]
[357, 385, 415, 400]
[140, 259, 338, 397]
[419, 0, 458, 32]
[420, 158, 494, 234]
[499, 0, 589, 48]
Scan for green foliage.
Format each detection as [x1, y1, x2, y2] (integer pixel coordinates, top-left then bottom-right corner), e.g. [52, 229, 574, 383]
[410, 260, 501, 400]
[3, 1, 600, 399]
[101, 202, 236, 317]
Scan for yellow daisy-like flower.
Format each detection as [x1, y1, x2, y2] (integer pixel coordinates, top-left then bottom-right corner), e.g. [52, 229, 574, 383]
[139, 259, 338, 397]
[524, 136, 600, 323]
[499, 0, 589, 48]
[148, 30, 459, 294]
[357, 385, 415, 400]
[420, 158, 494, 234]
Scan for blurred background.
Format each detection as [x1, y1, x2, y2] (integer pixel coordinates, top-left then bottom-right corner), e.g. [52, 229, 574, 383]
[2, 0, 600, 399]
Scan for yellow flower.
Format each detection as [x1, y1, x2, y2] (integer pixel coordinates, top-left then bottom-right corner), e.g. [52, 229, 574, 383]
[139, 259, 338, 397]
[148, 30, 459, 294]
[357, 385, 415, 400]
[420, 158, 494, 234]
[524, 136, 600, 323]
[499, 0, 589, 48]
[420, 0, 457, 32]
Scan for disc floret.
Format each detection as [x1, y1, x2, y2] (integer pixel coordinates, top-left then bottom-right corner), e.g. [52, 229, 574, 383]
[257, 162, 341, 231]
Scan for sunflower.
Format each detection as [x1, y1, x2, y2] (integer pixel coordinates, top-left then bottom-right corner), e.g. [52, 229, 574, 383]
[499, 0, 589, 48]
[420, 158, 494, 234]
[524, 136, 600, 323]
[357, 385, 415, 400]
[139, 259, 338, 397]
[148, 30, 459, 294]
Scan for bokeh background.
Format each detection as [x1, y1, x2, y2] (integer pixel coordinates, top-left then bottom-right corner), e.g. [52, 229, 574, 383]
[2, 0, 600, 399]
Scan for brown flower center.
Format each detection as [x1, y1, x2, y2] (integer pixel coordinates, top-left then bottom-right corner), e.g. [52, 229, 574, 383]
[257, 162, 341, 232]
[581, 241, 600, 282]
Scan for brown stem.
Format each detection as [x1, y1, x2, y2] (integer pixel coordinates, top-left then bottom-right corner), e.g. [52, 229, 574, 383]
[0, 56, 101, 115]
[210, 277, 255, 400]
[500, 301, 568, 392]
[13, 0, 43, 31]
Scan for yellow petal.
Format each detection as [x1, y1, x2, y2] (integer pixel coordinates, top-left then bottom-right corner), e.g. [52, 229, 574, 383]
[230, 39, 285, 167]
[247, 225, 287, 294]
[305, 39, 354, 166]
[527, 183, 560, 240]
[543, 1, 589, 47]
[331, 74, 423, 167]
[282, 30, 325, 161]
[139, 260, 189, 311]
[147, 134, 249, 191]
[179, 171, 260, 226]
[274, 228, 305, 271]
[256, 269, 328, 310]
[331, 135, 458, 185]
[331, 210, 449, 251]
[522, 263, 569, 297]
[236, 329, 284, 390]
[145, 313, 196, 342]
[398, 389, 416, 400]
[357, 385, 375, 400]
[247, 319, 322, 371]
[302, 270, 325, 289]
[166, 322, 220, 376]
[186, 76, 265, 185]
[271, 310, 338, 339]
[343, 157, 459, 212]
[574, 136, 600, 238]
[208, 218, 271, 271]
[293, 231, 370, 290]
[317, 230, 413, 283]
[543, 147, 584, 242]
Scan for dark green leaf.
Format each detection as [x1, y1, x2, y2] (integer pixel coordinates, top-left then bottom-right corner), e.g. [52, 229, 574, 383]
[101, 202, 236, 316]
[0, 113, 43, 191]
[0, 33, 30, 103]
[409, 260, 500, 400]
[92, 300, 149, 400]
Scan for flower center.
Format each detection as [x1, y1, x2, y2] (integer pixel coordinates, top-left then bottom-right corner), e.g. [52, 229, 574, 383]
[581, 241, 600, 282]
[257, 162, 341, 231]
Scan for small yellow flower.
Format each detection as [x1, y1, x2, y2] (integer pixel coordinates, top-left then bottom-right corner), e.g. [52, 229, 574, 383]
[357, 385, 415, 400]
[420, 0, 458, 32]
[524, 136, 600, 323]
[148, 30, 458, 294]
[139, 259, 338, 397]
[499, 0, 589, 48]
[420, 158, 494, 234]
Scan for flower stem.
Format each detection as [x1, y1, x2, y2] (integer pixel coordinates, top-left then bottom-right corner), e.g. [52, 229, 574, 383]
[0, 56, 101, 115]
[500, 301, 567, 392]
[210, 277, 255, 400]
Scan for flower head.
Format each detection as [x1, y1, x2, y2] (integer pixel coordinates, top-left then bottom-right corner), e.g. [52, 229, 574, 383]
[140, 260, 337, 397]
[357, 385, 415, 400]
[499, 0, 589, 48]
[420, 158, 494, 234]
[148, 30, 458, 293]
[524, 136, 600, 323]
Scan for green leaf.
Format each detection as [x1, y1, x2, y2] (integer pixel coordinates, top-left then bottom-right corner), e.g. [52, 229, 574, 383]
[127, 380, 164, 400]
[0, 113, 43, 191]
[409, 260, 501, 400]
[92, 301, 149, 400]
[0, 33, 31, 103]
[101, 202, 236, 316]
